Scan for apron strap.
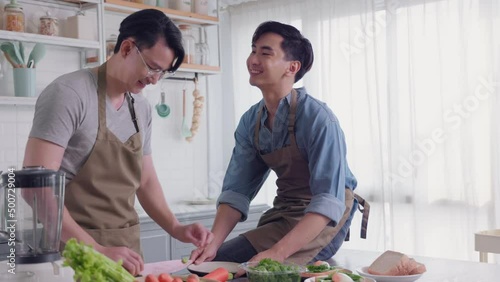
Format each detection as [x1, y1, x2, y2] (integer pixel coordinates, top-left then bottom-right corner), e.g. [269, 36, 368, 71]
[97, 63, 108, 131]
[126, 92, 140, 133]
[288, 89, 298, 148]
[254, 103, 264, 152]
[345, 193, 370, 241]
[355, 193, 370, 239]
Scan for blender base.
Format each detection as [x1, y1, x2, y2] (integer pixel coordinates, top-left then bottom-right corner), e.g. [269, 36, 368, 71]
[0, 259, 75, 282]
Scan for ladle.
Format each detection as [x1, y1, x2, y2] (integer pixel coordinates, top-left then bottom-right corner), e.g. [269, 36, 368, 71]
[156, 91, 171, 118]
[181, 88, 192, 138]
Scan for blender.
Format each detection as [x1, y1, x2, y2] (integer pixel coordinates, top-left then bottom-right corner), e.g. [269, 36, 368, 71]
[0, 167, 74, 281]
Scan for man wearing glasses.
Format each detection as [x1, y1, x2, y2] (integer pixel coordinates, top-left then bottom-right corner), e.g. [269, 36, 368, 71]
[22, 9, 213, 276]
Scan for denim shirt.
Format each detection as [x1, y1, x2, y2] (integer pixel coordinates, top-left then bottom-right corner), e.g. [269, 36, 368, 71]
[218, 87, 357, 226]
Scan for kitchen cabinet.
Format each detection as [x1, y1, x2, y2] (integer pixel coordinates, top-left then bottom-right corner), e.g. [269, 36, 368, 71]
[140, 204, 269, 263]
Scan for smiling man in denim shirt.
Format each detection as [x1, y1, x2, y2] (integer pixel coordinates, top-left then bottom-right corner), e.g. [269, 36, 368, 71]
[191, 21, 368, 266]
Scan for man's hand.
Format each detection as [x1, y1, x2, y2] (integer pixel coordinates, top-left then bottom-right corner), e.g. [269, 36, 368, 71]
[95, 245, 144, 276]
[189, 240, 219, 264]
[173, 223, 214, 248]
[235, 249, 286, 278]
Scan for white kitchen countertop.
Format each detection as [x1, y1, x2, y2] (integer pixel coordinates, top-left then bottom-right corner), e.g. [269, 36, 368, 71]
[332, 248, 500, 282]
[225, 248, 499, 282]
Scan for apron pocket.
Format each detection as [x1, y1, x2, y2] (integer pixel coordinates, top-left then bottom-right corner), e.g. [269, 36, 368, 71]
[85, 223, 142, 255]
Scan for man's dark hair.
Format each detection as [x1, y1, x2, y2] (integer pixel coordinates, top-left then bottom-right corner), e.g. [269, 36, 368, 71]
[114, 9, 184, 72]
[252, 21, 314, 82]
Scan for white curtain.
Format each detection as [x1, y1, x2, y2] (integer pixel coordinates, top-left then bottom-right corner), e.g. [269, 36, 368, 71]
[221, 0, 500, 262]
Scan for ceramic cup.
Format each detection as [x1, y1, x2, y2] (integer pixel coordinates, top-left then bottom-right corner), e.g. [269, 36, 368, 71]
[13, 68, 36, 97]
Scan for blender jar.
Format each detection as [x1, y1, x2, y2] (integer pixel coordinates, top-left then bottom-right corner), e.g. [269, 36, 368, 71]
[1, 167, 65, 264]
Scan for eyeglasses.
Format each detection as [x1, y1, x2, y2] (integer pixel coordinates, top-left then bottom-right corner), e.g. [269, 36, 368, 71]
[134, 44, 175, 79]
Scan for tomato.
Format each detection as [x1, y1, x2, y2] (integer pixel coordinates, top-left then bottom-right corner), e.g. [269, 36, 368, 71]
[158, 273, 174, 282]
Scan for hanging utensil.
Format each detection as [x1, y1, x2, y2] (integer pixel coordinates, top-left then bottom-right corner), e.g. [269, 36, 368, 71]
[181, 88, 192, 138]
[156, 91, 171, 118]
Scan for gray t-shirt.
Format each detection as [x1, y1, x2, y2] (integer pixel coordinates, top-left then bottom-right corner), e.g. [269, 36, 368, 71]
[30, 69, 152, 182]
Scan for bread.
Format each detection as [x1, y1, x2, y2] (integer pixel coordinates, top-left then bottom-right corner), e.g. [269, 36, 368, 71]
[367, 250, 426, 276]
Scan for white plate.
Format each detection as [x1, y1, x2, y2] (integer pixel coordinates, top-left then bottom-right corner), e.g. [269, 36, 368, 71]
[304, 275, 376, 282]
[187, 261, 240, 276]
[356, 267, 424, 282]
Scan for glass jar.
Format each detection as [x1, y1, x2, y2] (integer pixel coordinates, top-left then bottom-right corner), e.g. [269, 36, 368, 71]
[171, 0, 191, 12]
[85, 50, 98, 64]
[3, 0, 24, 32]
[195, 27, 210, 65]
[39, 12, 59, 36]
[179, 24, 195, 64]
[106, 34, 118, 60]
[193, 0, 208, 15]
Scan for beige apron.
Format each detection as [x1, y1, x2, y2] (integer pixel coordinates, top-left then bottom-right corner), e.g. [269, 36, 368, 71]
[243, 89, 366, 265]
[64, 62, 143, 254]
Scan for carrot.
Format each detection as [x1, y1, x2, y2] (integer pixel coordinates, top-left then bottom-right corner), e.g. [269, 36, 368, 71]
[203, 267, 230, 282]
[187, 273, 200, 282]
[158, 273, 174, 282]
[145, 274, 160, 282]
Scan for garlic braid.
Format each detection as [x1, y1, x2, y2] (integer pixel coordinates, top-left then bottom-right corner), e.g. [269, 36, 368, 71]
[186, 79, 204, 142]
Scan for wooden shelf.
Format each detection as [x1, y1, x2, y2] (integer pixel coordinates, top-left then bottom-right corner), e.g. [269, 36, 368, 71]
[0, 30, 100, 49]
[104, 0, 219, 25]
[61, 0, 101, 4]
[178, 63, 220, 74]
[19, 0, 101, 9]
[0, 96, 37, 106]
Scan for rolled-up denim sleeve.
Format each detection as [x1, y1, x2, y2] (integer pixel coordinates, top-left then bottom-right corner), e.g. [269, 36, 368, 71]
[217, 114, 270, 222]
[304, 119, 349, 226]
